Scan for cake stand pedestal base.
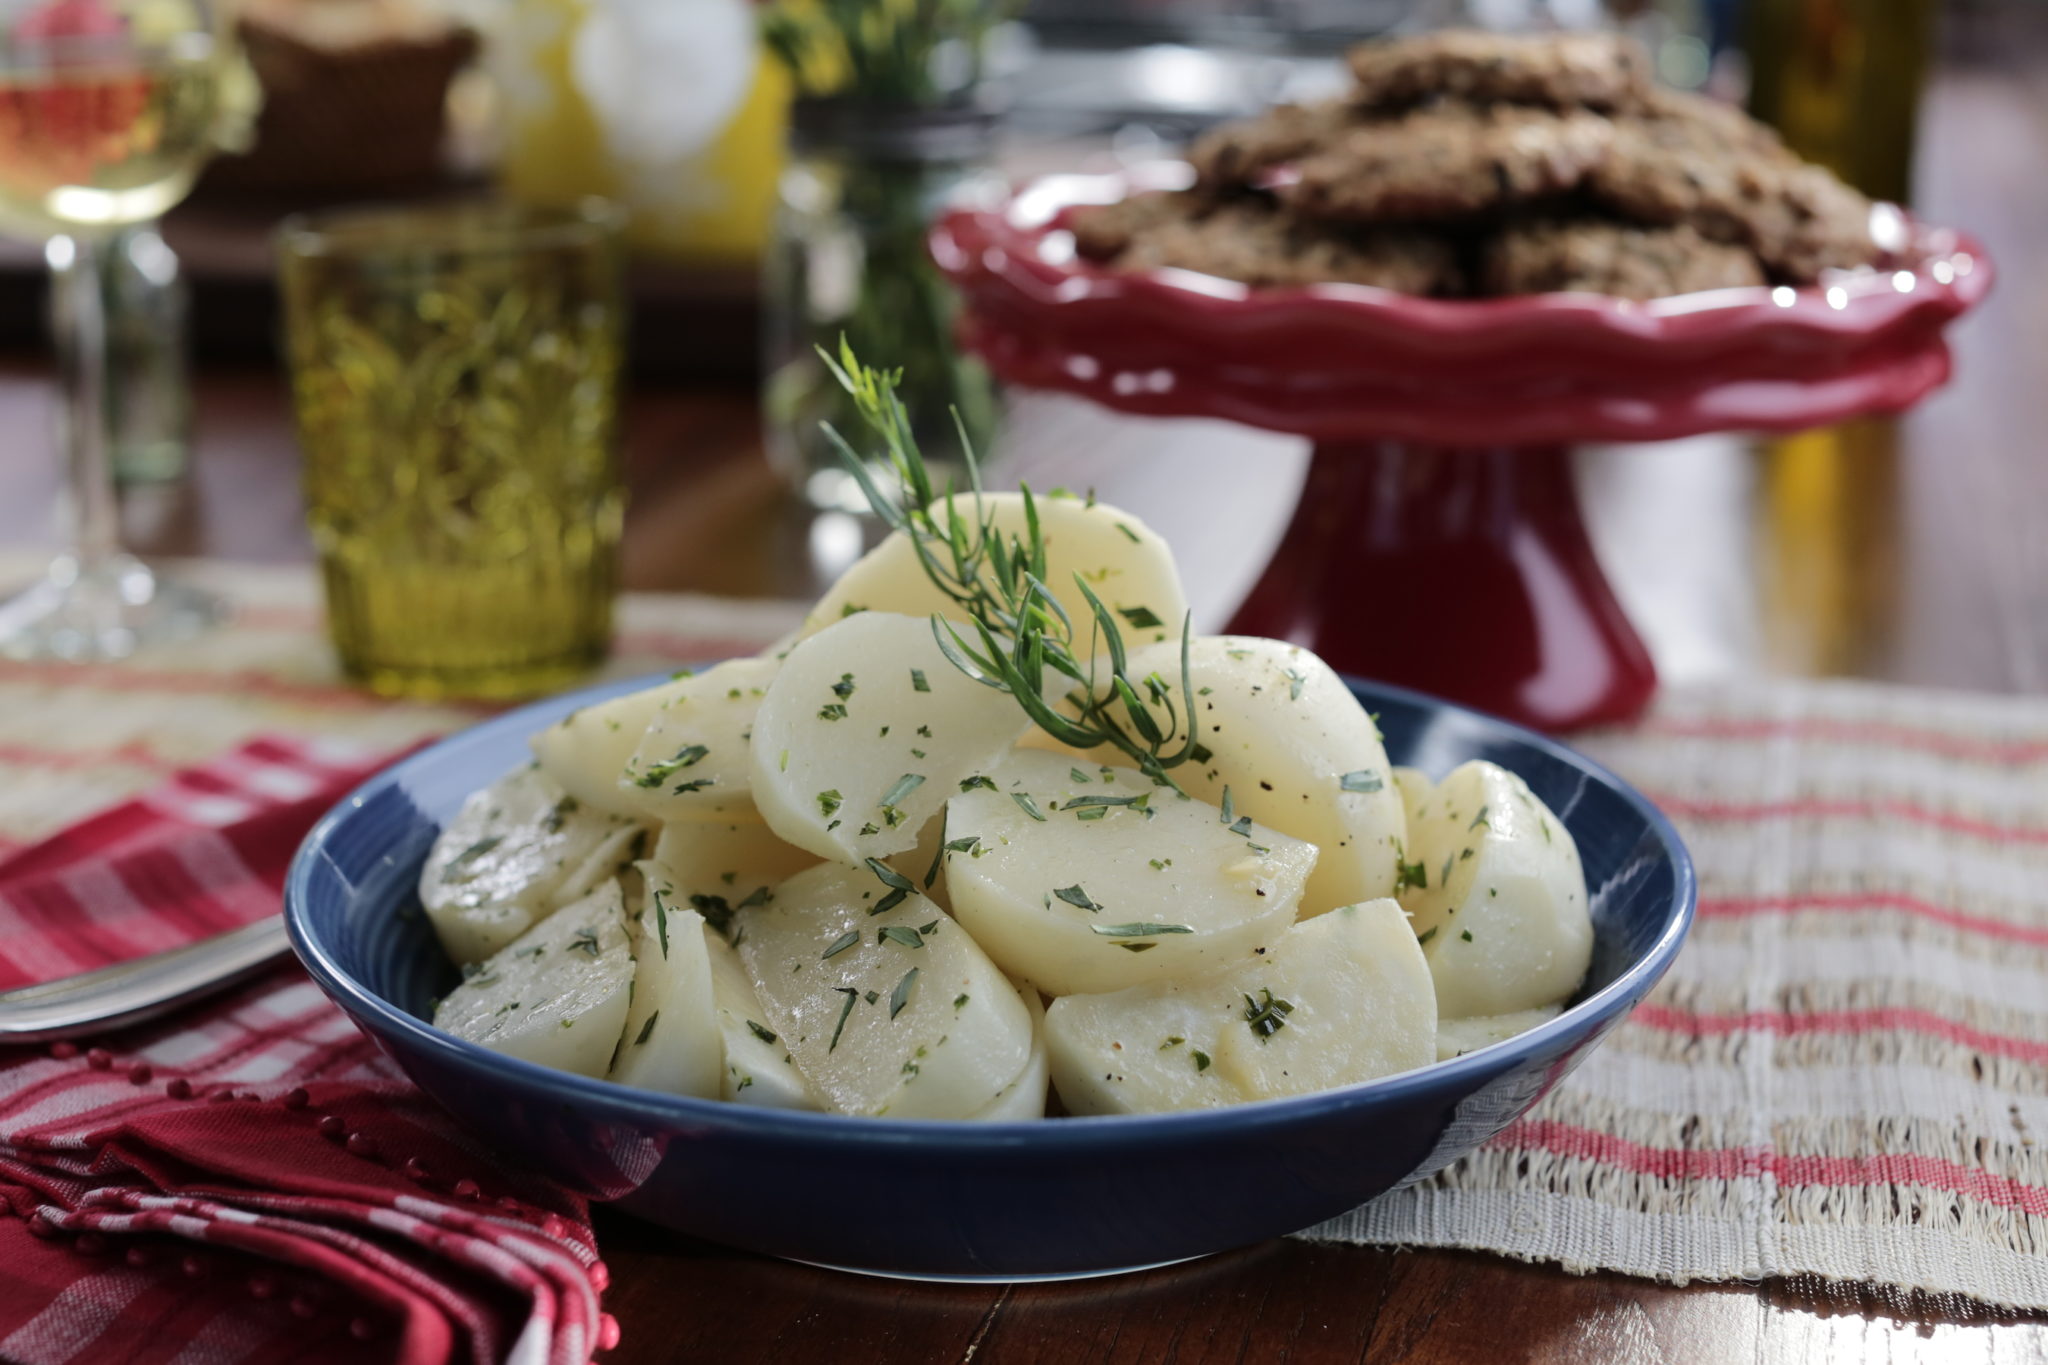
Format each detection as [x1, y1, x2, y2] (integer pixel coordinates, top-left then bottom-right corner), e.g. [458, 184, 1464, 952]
[1225, 442, 1655, 733]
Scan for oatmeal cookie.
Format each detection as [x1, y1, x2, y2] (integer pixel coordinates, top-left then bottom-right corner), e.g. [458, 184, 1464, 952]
[1589, 89, 1877, 280]
[1283, 103, 1613, 223]
[1739, 163, 1884, 280]
[1189, 99, 1358, 190]
[1110, 200, 1464, 294]
[1346, 30, 1653, 113]
[1069, 191, 1204, 262]
[1482, 219, 1766, 299]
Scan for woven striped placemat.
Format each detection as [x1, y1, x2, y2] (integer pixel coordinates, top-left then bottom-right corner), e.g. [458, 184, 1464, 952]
[5, 558, 2043, 1309]
[1315, 681, 2048, 1310]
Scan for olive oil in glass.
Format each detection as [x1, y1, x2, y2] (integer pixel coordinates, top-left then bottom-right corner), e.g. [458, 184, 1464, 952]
[278, 202, 627, 700]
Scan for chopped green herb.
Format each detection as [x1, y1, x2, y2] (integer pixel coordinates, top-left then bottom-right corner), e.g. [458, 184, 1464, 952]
[1117, 605, 1164, 630]
[1063, 793, 1150, 815]
[1070, 767, 1092, 784]
[1461, 929, 1473, 942]
[866, 857, 914, 915]
[878, 925, 925, 950]
[633, 744, 709, 789]
[1053, 884, 1101, 913]
[540, 796, 580, 834]
[959, 775, 997, 793]
[822, 930, 860, 960]
[866, 858, 914, 893]
[634, 1013, 660, 1046]
[1010, 791, 1047, 822]
[570, 928, 602, 957]
[889, 967, 920, 1019]
[1417, 927, 1439, 945]
[1219, 785, 1235, 824]
[1161, 1036, 1184, 1049]
[1115, 522, 1140, 544]
[746, 1020, 778, 1045]
[1242, 988, 1295, 1041]
[954, 994, 970, 1010]
[831, 672, 856, 700]
[1338, 770, 1384, 794]
[1395, 860, 1428, 892]
[910, 669, 930, 692]
[439, 836, 502, 881]
[828, 988, 859, 1051]
[779, 748, 790, 772]
[651, 890, 671, 959]
[1469, 805, 1492, 831]
[818, 703, 848, 721]
[818, 789, 843, 819]
[689, 893, 740, 941]
[1284, 669, 1307, 701]
[1091, 922, 1194, 937]
[880, 773, 926, 809]
[1192, 1050, 1212, 1072]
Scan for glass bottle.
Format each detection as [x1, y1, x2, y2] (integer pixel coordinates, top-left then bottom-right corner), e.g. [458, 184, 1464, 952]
[762, 101, 1003, 514]
[100, 222, 191, 484]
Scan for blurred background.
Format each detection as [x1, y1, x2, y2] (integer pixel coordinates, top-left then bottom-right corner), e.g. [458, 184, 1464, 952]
[0, 0, 2040, 696]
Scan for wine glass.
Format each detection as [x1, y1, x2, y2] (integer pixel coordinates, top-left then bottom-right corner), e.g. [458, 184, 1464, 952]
[0, 0, 224, 659]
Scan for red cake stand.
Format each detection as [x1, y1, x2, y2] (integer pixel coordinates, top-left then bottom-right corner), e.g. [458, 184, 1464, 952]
[931, 166, 1992, 732]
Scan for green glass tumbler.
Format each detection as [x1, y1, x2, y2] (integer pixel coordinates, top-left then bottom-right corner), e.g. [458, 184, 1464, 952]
[278, 200, 627, 700]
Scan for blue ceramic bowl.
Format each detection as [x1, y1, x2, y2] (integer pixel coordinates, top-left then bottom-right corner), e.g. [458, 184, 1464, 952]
[286, 673, 1693, 1279]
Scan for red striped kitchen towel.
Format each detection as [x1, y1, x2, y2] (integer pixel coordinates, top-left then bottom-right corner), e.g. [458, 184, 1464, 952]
[0, 738, 611, 1365]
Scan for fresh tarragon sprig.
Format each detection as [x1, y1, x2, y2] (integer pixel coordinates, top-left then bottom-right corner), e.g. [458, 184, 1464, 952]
[816, 341, 1201, 789]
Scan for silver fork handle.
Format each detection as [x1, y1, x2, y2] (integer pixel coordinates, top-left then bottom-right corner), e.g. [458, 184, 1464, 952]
[0, 917, 293, 1042]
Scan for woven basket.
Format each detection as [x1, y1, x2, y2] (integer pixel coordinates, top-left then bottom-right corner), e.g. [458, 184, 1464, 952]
[204, 19, 478, 196]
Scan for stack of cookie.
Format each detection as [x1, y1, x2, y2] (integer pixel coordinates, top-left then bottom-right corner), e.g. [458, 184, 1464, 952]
[1069, 31, 1883, 300]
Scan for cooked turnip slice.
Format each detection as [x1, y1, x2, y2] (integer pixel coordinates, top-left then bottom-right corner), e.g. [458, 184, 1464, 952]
[1397, 760, 1591, 1018]
[748, 611, 1031, 864]
[736, 862, 1033, 1119]
[432, 880, 635, 1078]
[943, 749, 1312, 996]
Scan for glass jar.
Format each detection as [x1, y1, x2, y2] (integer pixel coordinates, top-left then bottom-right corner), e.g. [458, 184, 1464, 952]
[763, 100, 1002, 514]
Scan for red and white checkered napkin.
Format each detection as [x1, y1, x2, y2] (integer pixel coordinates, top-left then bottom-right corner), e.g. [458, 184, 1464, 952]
[0, 738, 612, 1365]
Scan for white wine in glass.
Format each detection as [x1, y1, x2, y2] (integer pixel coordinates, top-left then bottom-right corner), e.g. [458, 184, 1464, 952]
[0, 0, 224, 660]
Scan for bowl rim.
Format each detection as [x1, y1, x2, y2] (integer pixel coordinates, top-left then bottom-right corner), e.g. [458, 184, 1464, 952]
[285, 669, 1696, 1151]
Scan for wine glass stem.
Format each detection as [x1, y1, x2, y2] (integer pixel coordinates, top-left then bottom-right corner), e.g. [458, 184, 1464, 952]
[48, 233, 121, 576]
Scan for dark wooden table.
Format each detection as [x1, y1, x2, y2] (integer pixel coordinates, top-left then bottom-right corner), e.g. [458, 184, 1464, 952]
[5, 19, 2048, 1365]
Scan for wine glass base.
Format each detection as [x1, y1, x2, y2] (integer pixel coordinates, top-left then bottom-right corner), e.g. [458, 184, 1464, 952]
[0, 554, 224, 662]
